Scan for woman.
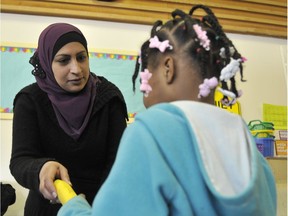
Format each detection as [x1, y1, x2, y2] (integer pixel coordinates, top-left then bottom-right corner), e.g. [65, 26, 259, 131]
[9, 23, 128, 216]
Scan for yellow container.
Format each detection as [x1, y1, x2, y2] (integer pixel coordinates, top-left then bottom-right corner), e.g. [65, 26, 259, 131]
[251, 130, 274, 138]
[54, 179, 77, 204]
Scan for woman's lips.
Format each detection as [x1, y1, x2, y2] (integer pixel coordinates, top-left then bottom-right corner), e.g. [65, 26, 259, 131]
[69, 77, 83, 84]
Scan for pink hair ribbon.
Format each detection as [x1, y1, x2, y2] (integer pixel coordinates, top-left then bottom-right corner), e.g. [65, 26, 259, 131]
[241, 56, 248, 62]
[193, 24, 210, 51]
[198, 77, 218, 98]
[140, 69, 152, 97]
[149, 36, 173, 52]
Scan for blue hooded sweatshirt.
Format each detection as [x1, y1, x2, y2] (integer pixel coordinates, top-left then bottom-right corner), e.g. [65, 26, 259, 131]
[58, 101, 276, 216]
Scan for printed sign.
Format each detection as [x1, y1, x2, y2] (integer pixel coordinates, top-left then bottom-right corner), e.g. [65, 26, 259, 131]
[214, 89, 241, 115]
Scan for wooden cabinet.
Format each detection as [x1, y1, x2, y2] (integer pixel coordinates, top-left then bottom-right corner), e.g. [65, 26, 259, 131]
[267, 157, 287, 216]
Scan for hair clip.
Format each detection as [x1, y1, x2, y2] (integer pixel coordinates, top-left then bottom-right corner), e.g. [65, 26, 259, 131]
[220, 58, 241, 82]
[237, 89, 243, 97]
[218, 87, 236, 98]
[219, 47, 235, 59]
[193, 24, 210, 51]
[219, 48, 226, 58]
[217, 87, 243, 106]
[140, 69, 152, 97]
[217, 87, 236, 106]
[198, 77, 218, 98]
[149, 36, 173, 53]
[241, 56, 248, 62]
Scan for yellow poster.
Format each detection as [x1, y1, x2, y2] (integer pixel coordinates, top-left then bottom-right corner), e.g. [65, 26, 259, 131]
[263, 103, 287, 130]
[214, 90, 241, 115]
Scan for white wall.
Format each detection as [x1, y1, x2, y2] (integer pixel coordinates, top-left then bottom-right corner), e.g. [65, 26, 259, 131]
[0, 119, 29, 216]
[1, 13, 287, 215]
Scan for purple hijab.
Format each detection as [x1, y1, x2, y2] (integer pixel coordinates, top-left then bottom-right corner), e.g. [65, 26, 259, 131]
[35, 23, 98, 140]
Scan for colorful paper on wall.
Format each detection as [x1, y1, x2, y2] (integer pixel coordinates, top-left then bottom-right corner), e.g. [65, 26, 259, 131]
[263, 103, 287, 130]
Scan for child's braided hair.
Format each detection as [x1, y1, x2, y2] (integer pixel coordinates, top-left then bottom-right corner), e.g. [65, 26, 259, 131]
[132, 4, 246, 105]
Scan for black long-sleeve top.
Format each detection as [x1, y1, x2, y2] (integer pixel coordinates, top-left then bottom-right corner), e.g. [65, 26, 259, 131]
[10, 76, 128, 216]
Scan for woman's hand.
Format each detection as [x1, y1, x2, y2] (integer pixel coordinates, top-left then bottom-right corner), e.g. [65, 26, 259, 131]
[39, 161, 71, 202]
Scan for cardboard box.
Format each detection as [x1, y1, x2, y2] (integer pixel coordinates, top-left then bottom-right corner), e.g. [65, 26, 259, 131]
[275, 140, 287, 156]
[274, 130, 287, 140]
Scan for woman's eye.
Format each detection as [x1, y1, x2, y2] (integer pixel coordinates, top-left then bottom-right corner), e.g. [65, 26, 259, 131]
[77, 55, 87, 62]
[57, 58, 70, 64]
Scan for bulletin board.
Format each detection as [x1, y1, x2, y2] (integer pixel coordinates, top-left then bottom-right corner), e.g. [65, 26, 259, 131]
[0, 46, 145, 116]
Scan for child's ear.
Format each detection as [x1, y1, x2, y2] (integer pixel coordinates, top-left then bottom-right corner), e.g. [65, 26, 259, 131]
[163, 56, 175, 84]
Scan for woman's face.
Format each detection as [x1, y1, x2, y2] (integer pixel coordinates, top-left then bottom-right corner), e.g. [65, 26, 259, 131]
[52, 42, 89, 93]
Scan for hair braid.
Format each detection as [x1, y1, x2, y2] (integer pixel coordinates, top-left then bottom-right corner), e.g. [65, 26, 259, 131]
[132, 4, 246, 105]
[171, 9, 211, 78]
[132, 40, 150, 93]
[150, 20, 163, 37]
[190, 4, 246, 102]
[132, 56, 140, 92]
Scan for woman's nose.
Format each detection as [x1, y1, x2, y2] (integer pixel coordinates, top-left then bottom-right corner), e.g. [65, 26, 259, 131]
[70, 59, 81, 74]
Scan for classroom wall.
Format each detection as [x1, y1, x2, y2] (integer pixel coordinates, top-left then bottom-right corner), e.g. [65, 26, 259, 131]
[1, 13, 287, 215]
[2, 13, 287, 121]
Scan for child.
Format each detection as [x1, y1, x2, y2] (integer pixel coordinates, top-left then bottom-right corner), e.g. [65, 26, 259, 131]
[58, 4, 276, 216]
